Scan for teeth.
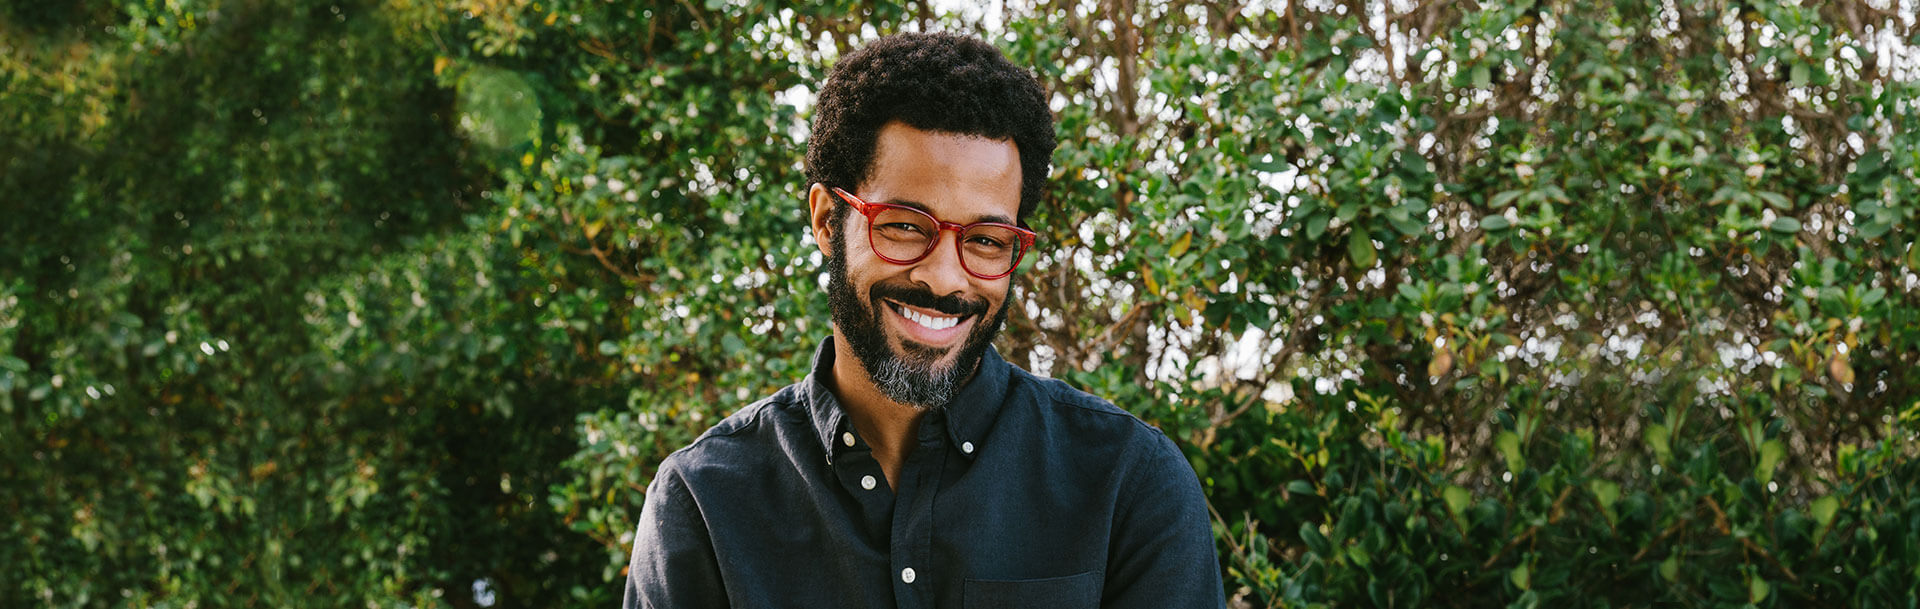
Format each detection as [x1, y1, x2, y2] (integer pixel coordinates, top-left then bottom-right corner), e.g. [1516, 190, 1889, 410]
[898, 305, 960, 330]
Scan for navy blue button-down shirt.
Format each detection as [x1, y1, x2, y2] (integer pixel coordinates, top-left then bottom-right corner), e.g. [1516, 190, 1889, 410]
[623, 338, 1225, 608]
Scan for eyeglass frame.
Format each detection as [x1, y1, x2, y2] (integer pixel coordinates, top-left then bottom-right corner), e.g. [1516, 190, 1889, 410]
[830, 186, 1037, 280]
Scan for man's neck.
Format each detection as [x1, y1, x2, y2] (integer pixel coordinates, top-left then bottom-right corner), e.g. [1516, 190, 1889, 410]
[826, 337, 968, 490]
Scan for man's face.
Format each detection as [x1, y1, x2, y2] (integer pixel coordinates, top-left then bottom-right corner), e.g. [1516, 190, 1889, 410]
[813, 122, 1024, 409]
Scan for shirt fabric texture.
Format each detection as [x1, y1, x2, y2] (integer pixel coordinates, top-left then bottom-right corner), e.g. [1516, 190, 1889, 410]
[623, 338, 1226, 608]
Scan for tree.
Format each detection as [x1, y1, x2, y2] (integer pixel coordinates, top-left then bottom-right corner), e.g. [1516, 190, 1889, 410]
[3, 1, 1915, 607]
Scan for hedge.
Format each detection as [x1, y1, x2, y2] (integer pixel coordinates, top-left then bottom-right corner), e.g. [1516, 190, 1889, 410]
[3, 1, 1916, 607]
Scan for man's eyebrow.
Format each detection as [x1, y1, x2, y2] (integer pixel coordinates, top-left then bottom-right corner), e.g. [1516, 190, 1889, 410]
[879, 197, 1016, 226]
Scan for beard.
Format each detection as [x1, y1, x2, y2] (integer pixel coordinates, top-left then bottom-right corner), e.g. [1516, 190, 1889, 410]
[826, 228, 1011, 409]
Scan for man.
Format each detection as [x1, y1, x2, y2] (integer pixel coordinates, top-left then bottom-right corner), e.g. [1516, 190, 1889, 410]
[623, 32, 1224, 608]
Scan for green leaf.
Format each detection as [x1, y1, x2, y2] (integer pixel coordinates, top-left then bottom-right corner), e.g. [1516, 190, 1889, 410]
[1660, 556, 1680, 582]
[1857, 220, 1892, 239]
[1386, 206, 1426, 236]
[1756, 439, 1786, 485]
[1480, 215, 1512, 231]
[1770, 217, 1802, 234]
[1757, 191, 1792, 210]
[1348, 231, 1377, 268]
[1495, 431, 1524, 472]
[1397, 283, 1425, 302]
[1306, 213, 1330, 240]
[1750, 577, 1770, 603]
[1287, 479, 1316, 496]
[1489, 190, 1524, 209]
[1790, 63, 1810, 87]
[1863, 287, 1886, 306]
[1442, 485, 1471, 528]
[1509, 564, 1530, 590]
[1811, 495, 1840, 529]
[1540, 186, 1569, 203]
[1645, 424, 1672, 465]
[1347, 540, 1372, 567]
[1587, 479, 1620, 510]
[1400, 150, 1430, 176]
[1300, 522, 1332, 556]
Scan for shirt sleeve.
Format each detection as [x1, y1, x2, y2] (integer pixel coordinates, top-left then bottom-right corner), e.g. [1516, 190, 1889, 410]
[623, 457, 730, 609]
[1101, 432, 1228, 609]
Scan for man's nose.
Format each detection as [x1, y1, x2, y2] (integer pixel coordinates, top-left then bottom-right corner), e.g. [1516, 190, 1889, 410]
[908, 230, 972, 296]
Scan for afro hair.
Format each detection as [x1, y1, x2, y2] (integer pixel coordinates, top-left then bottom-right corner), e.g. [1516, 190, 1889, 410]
[804, 32, 1056, 226]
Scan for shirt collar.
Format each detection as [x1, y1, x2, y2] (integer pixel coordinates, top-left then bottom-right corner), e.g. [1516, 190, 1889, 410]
[940, 342, 1010, 461]
[803, 339, 853, 464]
[803, 337, 1012, 463]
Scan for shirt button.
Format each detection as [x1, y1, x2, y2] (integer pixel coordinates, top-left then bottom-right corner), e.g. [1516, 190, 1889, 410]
[842, 432, 856, 447]
[861, 475, 877, 490]
[901, 567, 916, 584]
[961, 441, 975, 454]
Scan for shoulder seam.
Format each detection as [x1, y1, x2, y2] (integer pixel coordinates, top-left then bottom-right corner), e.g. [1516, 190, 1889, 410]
[1040, 383, 1171, 441]
[679, 393, 799, 451]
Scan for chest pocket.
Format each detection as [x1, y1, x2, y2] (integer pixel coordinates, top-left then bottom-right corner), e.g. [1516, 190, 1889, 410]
[963, 571, 1101, 609]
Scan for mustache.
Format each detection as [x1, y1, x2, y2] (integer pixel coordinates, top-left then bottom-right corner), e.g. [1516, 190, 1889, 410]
[869, 281, 990, 318]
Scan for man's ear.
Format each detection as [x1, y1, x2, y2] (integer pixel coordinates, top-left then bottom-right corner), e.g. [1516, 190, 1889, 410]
[808, 183, 837, 258]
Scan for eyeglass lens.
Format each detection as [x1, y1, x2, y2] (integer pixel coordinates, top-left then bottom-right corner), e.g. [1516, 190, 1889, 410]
[869, 207, 1024, 276]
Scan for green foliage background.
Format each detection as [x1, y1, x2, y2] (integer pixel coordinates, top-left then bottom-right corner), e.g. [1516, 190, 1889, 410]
[4, 0, 1918, 607]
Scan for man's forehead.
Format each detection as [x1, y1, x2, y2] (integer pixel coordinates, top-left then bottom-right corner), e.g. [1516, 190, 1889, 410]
[864, 123, 1022, 222]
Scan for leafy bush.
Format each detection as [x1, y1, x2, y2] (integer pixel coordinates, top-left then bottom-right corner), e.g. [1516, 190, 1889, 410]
[3, 1, 1915, 607]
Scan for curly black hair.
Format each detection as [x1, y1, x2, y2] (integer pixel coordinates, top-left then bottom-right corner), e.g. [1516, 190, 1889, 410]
[805, 32, 1056, 226]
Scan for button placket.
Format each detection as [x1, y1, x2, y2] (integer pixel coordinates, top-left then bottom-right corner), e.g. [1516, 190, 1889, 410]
[887, 419, 949, 608]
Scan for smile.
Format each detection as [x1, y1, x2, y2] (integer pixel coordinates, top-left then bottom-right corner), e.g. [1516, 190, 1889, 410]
[883, 300, 974, 341]
[897, 305, 960, 329]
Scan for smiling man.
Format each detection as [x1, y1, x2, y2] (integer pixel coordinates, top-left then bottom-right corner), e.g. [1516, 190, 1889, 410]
[623, 32, 1224, 608]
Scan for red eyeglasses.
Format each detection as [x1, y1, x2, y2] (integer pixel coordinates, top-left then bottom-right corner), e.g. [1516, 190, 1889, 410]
[832, 187, 1037, 280]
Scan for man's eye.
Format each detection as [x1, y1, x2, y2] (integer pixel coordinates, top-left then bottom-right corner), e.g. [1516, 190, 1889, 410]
[883, 223, 927, 234]
[967, 236, 1008, 249]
